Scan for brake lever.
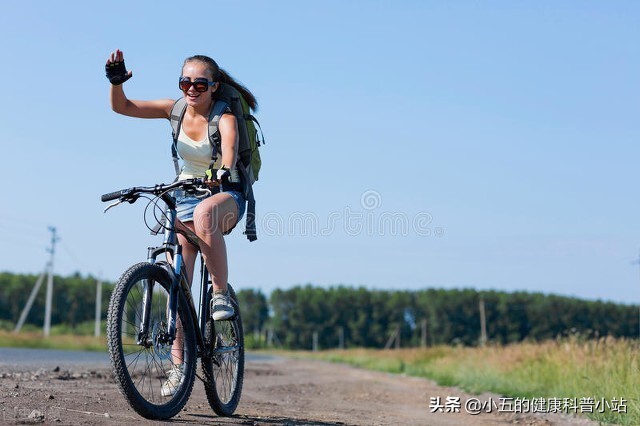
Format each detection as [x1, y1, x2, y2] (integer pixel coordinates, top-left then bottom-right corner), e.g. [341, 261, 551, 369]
[104, 200, 123, 213]
[195, 186, 212, 198]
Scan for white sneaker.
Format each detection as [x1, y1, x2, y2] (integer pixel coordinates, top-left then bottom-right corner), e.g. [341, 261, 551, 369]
[161, 364, 184, 397]
[211, 291, 235, 321]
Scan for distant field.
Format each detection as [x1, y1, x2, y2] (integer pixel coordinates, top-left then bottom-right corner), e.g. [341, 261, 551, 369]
[0, 330, 107, 352]
[295, 338, 640, 425]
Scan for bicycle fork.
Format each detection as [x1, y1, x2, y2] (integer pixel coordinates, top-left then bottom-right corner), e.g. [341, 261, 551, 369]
[136, 277, 155, 347]
[166, 245, 183, 340]
[135, 245, 184, 348]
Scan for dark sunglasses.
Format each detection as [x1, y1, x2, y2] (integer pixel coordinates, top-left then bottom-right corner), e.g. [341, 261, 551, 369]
[179, 77, 216, 92]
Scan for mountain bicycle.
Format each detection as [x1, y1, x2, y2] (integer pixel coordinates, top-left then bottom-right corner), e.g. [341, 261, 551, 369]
[101, 178, 244, 420]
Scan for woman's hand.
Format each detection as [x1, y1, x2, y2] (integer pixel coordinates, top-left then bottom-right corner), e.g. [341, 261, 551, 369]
[204, 167, 224, 187]
[106, 49, 133, 85]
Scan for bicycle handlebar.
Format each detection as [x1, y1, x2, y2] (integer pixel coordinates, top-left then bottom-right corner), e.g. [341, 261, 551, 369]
[101, 190, 125, 202]
[100, 178, 209, 203]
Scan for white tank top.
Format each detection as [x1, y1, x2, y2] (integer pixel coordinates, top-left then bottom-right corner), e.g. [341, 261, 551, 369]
[176, 127, 213, 179]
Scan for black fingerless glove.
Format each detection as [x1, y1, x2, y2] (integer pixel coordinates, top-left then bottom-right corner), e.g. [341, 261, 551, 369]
[105, 60, 132, 85]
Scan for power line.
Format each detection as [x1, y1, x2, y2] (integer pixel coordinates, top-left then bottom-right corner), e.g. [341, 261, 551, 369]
[60, 240, 89, 272]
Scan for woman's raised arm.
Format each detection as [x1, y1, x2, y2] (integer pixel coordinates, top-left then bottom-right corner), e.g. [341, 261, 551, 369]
[107, 49, 174, 119]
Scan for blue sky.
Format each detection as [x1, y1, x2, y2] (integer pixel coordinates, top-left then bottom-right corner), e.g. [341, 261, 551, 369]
[0, 1, 638, 304]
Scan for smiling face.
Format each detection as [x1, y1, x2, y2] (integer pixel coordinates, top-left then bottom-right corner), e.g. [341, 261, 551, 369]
[180, 60, 218, 108]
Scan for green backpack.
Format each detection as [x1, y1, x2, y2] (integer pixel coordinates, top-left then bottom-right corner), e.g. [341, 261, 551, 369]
[169, 83, 264, 241]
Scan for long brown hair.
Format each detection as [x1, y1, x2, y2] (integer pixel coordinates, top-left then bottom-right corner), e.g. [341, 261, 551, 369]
[183, 55, 258, 111]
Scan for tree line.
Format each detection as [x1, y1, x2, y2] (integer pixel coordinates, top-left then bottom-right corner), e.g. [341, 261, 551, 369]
[0, 272, 112, 331]
[260, 286, 638, 349]
[1, 272, 637, 349]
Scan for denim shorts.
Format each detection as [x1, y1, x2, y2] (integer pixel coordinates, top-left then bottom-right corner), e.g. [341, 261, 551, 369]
[175, 190, 246, 224]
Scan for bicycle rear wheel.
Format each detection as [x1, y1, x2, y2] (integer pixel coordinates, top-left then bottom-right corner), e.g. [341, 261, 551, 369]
[106, 262, 196, 420]
[202, 284, 245, 416]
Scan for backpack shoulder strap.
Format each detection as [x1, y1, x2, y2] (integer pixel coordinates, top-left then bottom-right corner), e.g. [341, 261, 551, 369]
[170, 98, 188, 176]
[207, 99, 230, 164]
[207, 100, 230, 144]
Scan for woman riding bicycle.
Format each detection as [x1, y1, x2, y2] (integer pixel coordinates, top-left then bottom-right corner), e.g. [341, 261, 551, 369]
[106, 49, 255, 395]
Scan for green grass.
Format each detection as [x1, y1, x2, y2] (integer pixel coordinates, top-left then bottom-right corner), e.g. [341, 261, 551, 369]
[296, 337, 640, 425]
[0, 321, 108, 352]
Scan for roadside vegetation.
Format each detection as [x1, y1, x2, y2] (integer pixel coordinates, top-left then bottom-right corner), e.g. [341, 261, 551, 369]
[297, 337, 639, 425]
[0, 330, 106, 352]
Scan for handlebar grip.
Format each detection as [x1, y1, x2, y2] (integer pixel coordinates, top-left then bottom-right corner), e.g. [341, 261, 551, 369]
[101, 191, 123, 202]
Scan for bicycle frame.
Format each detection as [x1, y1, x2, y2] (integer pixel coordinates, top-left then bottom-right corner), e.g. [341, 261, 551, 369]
[135, 191, 210, 357]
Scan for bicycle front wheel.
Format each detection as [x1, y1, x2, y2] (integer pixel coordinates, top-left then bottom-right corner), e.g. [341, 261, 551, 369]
[106, 262, 196, 420]
[202, 284, 245, 416]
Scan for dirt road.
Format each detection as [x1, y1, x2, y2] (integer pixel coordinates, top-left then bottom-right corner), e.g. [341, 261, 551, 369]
[0, 356, 597, 425]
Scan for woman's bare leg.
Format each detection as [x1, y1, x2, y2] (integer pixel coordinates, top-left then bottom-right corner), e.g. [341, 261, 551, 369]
[169, 223, 198, 365]
[193, 193, 238, 292]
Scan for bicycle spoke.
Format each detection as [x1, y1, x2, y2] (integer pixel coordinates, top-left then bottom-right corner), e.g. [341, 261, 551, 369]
[126, 347, 145, 372]
[146, 352, 156, 401]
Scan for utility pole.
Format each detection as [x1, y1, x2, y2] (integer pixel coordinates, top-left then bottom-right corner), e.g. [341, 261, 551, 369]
[479, 296, 487, 347]
[43, 227, 60, 337]
[338, 326, 344, 350]
[384, 326, 401, 349]
[634, 250, 640, 340]
[421, 319, 428, 348]
[267, 328, 273, 347]
[14, 267, 48, 333]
